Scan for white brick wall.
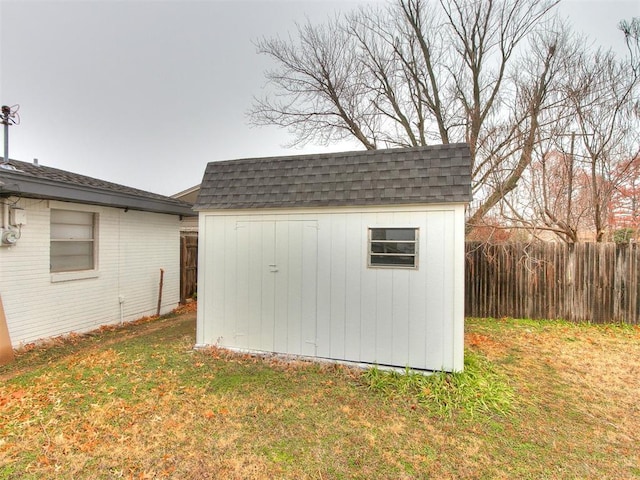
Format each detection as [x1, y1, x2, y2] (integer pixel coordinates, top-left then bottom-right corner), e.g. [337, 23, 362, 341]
[0, 198, 181, 346]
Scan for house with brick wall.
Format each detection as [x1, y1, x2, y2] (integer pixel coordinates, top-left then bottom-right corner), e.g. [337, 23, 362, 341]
[0, 158, 195, 347]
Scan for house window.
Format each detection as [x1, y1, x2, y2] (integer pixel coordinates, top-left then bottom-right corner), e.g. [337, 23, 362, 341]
[50, 209, 97, 273]
[368, 227, 418, 268]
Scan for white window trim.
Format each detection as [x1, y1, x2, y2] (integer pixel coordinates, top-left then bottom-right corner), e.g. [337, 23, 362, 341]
[50, 208, 99, 280]
[367, 227, 419, 269]
[51, 269, 99, 283]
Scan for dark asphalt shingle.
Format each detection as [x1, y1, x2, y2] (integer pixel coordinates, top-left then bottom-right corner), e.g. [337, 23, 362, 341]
[195, 144, 472, 210]
[0, 158, 195, 215]
[2, 159, 178, 203]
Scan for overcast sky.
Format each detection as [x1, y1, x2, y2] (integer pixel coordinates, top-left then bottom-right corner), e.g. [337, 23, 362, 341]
[1, 0, 639, 196]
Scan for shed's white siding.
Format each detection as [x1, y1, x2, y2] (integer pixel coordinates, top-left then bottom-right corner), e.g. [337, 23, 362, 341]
[0, 198, 180, 346]
[197, 204, 465, 372]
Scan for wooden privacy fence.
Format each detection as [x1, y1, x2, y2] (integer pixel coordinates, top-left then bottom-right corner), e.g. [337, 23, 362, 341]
[180, 235, 198, 304]
[465, 241, 640, 324]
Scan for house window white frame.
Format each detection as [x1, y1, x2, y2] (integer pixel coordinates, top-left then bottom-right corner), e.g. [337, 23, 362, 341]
[50, 209, 98, 276]
[368, 227, 419, 269]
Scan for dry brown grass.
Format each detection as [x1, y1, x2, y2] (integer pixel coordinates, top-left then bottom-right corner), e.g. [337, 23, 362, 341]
[469, 318, 640, 478]
[0, 310, 639, 479]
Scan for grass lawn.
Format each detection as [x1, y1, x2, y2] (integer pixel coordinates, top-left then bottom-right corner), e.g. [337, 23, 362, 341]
[1, 305, 639, 479]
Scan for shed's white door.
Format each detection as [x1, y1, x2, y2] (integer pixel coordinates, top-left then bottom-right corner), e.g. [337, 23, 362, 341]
[235, 220, 318, 356]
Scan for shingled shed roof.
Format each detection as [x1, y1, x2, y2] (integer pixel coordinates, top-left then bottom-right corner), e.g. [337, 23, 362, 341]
[0, 158, 195, 216]
[195, 144, 472, 210]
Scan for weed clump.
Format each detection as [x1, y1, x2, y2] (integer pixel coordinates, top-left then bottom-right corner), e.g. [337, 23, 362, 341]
[362, 350, 513, 418]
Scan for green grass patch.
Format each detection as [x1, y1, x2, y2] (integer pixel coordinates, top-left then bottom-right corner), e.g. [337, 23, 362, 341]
[362, 350, 513, 417]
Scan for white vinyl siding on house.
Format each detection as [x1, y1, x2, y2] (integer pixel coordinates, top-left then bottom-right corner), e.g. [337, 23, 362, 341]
[50, 209, 96, 272]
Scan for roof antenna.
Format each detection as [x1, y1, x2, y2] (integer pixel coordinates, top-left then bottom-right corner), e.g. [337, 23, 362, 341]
[1, 105, 20, 165]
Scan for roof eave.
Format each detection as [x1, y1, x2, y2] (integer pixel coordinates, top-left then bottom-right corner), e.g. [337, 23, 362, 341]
[193, 199, 471, 212]
[172, 183, 201, 199]
[0, 173, 196, 217]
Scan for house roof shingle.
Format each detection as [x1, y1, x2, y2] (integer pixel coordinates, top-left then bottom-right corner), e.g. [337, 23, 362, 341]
[195, 144, 472, 210]
[0, 159, 195, 216]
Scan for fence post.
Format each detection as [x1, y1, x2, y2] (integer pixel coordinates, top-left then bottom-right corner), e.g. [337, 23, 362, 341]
[180, 236, 186, 305]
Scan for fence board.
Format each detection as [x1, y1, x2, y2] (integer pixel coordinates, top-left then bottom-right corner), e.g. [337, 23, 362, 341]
[465, 242, 640, 324]
[180, 235, 198, 304]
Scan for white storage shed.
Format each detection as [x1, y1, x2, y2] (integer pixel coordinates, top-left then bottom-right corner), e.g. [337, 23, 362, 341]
[194, 144, 472, 372]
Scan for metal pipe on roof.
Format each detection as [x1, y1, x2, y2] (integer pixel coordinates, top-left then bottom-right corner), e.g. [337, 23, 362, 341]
[2, 106, 8, 166]
[1, 104, 20, 166]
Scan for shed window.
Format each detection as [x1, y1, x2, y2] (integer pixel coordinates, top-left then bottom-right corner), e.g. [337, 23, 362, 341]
[50, 209, 97, 273]
[368, 228, 418, 268]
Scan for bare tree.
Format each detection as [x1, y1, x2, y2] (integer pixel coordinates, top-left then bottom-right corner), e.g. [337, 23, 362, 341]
[503, 42, 640, 243]
[568, 49, 640, 241]
[482, 27, 591, 243]
[251, 17, 379, 150]
[609, 155, 640, 237]
[619, 17, 640, 74]
[249, 0, 560, 230]
[511, 147, 592, 243]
